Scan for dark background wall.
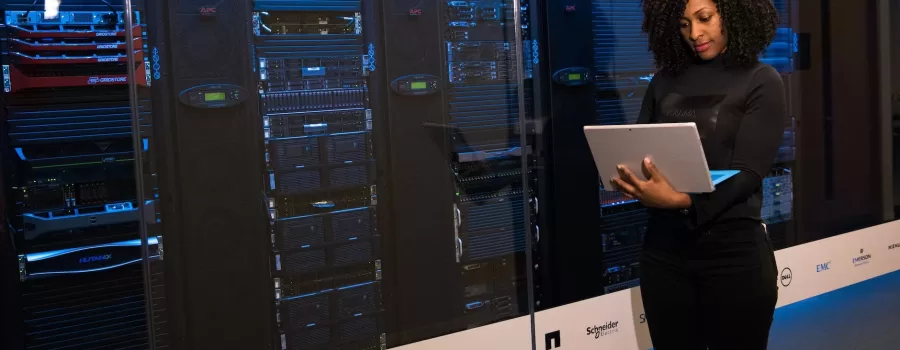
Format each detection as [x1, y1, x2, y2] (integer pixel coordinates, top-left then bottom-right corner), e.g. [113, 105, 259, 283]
[794, 0, 891, 243]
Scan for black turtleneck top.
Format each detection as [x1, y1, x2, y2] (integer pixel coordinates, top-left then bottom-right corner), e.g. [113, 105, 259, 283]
[636, 56, 787, 233]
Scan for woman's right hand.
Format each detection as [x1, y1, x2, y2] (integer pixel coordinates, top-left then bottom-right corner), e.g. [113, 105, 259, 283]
[610, 158, 692, 209]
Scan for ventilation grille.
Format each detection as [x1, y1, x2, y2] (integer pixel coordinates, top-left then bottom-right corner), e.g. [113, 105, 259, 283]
[447, 83, 520, 152]
[20, 264, 149, 350]
[6, 101, 152, 145]
[461, 197, 527, 261]
[281, 215, 327, 248]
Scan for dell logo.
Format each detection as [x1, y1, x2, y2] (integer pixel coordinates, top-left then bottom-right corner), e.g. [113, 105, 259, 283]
[780, 267, 792, 286]
[816, 261, 831, 272]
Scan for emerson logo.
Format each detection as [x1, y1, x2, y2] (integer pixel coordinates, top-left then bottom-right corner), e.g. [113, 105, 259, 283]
[78, 254, 112, 264]
[852, 249, 872, 267]
[780, 267, 792, 287]
[87, 76, 127, 84]
[586, 321, 619, 339]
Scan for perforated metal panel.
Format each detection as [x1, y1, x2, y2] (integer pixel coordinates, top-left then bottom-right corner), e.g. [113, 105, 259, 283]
[280, 215, 327, 248]
[20, 265, 149, 350]
[173, 22, 239, 79]
[333, 241, 373, 267]
[331, 209, 371, 241]
[284, 249, 327, 274]
[286, 294, 330, 326]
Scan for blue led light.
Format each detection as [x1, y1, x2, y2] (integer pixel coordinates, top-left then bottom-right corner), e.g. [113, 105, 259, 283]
[152, 47, 162, 80]
[275, 207, 368, 223]
[26, 236, 159, 262]
[337, 281, 374, 291]
[15, 148, 26, 160]
[28, 258, 144, 277]
[302, 67, 326, 76]
[23, 201, 137, 224]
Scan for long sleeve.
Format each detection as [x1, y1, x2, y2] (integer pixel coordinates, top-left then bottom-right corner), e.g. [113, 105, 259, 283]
[636, 78, 656, 124]
[684, 66, 787, 230]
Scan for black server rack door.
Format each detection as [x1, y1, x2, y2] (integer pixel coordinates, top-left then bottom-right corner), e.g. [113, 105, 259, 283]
[542, 0, 607, 304]
[803, 0, 893, 236]
[145, 0, 274, 349]
[380, 0, 538, 347]
[380, 0, 461, 342]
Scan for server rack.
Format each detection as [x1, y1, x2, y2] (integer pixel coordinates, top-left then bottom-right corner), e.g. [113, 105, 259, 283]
[540, 0, 798, 304]
[0, 0, 161, 349]
[251, 1, 384, 349]
[134, 0, 540, 348]
[379, 0, 538, 345]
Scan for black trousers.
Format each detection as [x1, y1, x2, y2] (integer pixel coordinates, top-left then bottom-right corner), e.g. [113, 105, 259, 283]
[639, 222, 778, 350]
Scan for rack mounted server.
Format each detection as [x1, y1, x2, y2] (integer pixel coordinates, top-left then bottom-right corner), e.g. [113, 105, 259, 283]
[0, 3, 160, 349]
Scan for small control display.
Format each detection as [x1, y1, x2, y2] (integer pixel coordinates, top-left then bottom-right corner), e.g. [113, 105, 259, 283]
[553, 67, 591, 86]
[391, 74, 440, 96]
[178, 84, 248, 108]
[205, 92, 226, 101]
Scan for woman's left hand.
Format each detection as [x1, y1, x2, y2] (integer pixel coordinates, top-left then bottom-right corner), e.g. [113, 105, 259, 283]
[610, 158, 692, 209]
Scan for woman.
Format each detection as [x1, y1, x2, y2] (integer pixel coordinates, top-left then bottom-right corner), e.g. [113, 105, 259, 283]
[610, 0, 785, 349]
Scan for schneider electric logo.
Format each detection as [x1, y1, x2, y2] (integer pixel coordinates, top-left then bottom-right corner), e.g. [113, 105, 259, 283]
[852, 249, 872, 267]
[816, 261, 831, 272]
[586, 321, 619, 339]
[87, 76, 127, 84]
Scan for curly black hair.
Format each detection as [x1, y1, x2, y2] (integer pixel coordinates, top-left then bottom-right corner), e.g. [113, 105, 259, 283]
[641, 0, 779, 74]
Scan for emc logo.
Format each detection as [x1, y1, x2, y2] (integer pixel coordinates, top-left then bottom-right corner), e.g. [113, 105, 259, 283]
[816, 261, 831, 272]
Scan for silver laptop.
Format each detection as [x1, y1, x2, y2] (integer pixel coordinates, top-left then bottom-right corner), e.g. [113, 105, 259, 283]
[584, 123, 738, 194]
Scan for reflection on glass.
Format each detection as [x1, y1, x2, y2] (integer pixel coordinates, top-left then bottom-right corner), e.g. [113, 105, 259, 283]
[569, 0, 796, 298]
[253, 0, 534, 348]
[0, 0, 160, 349]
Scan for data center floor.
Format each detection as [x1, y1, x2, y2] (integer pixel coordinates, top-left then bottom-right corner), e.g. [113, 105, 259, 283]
[769, 269, 900, 349]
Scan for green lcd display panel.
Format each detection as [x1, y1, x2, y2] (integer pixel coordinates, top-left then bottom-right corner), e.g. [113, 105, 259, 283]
[568, 73, 582, 81]
[204, 92, 226, 101]
[410, 81, 428, 90]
